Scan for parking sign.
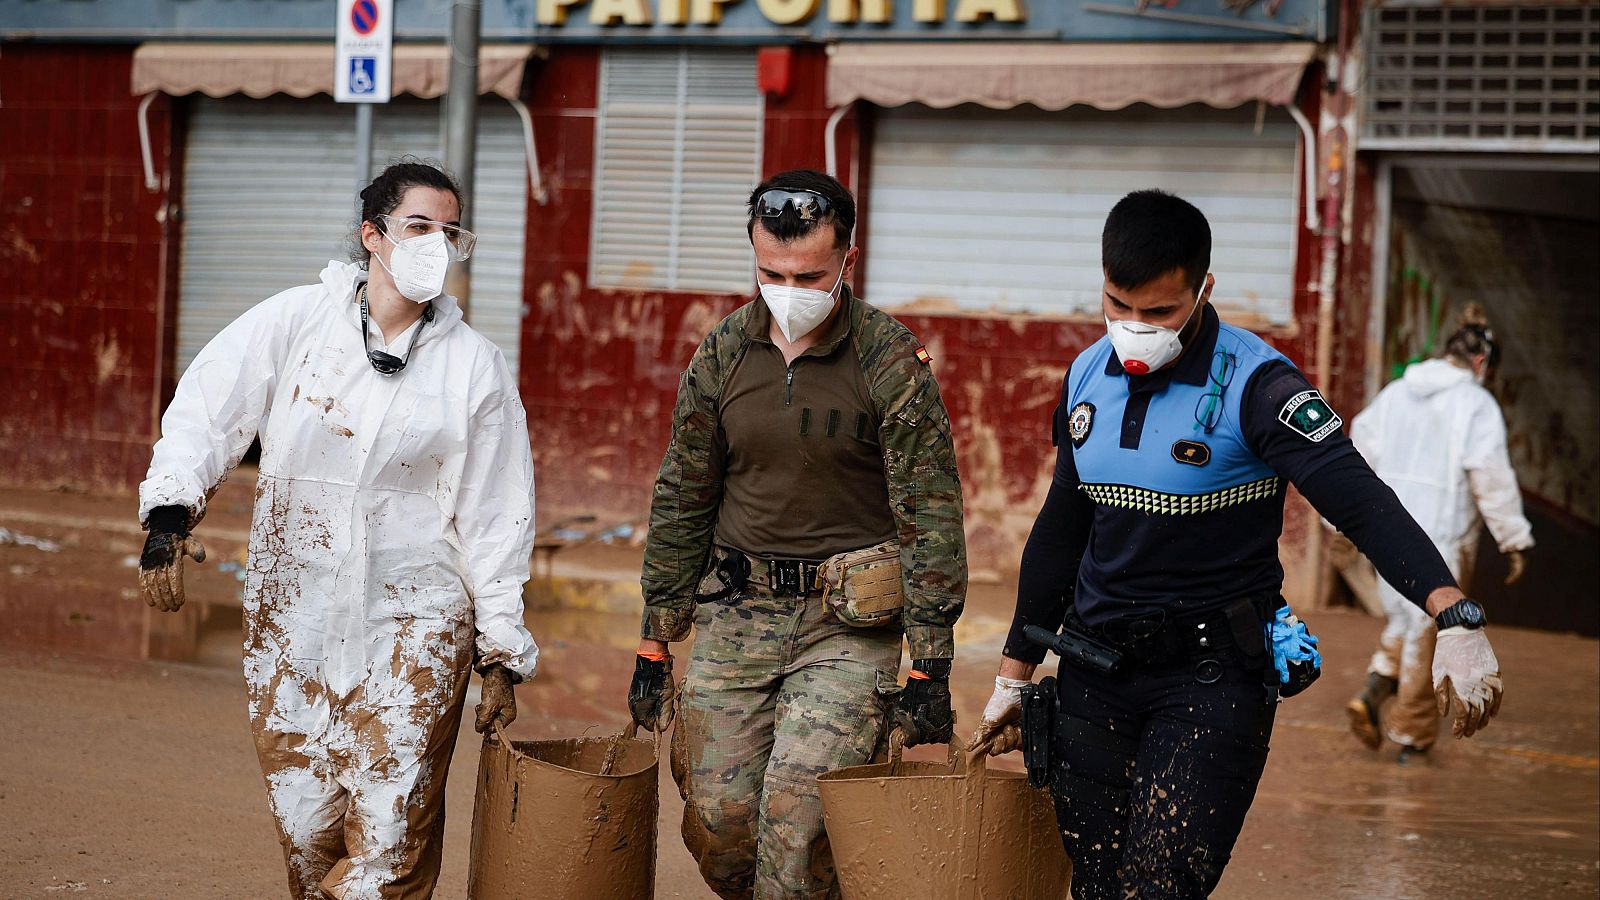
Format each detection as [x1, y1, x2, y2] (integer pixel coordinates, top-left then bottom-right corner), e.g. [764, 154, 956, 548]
[336, 0, 392, 103]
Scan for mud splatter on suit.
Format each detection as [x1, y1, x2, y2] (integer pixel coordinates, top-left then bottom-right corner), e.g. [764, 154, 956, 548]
[141, 261, 538, 899]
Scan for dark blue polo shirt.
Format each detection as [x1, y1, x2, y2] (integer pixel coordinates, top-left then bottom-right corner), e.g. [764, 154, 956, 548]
[1004, 305, 1457, 660]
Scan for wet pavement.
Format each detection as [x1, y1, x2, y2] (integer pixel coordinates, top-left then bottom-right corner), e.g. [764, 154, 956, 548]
[1, 481, 1596, 898]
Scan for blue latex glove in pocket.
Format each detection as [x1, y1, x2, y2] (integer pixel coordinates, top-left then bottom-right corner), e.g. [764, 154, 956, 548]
[1268, 605, 1323, 685]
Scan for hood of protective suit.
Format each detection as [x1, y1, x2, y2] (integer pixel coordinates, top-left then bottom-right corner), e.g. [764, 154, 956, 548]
[319, 260, 464, 346]
[1401, 357, 1473, 399]
[1354, 356, 1533, 564]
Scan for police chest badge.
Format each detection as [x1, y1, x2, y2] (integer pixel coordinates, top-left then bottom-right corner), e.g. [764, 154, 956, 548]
[1172, 439, 1210, 466]
[1068, 402, 1095, 448]
[1278, 390, 1343, 442]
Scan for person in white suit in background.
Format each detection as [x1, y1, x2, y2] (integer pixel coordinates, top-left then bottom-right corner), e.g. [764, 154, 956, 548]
[1345, 304, 1533, 763]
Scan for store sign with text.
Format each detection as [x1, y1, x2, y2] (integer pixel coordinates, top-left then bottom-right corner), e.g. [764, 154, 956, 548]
[537, 0, 1025, 26]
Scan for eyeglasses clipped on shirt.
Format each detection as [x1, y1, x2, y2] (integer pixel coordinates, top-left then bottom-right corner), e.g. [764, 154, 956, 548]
[1194, 351, 1238, 434]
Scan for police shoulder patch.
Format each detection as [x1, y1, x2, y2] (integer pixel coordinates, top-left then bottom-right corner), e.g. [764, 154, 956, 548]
[1277, 390, 1343, 442]
[1068, 402, 1095, 448]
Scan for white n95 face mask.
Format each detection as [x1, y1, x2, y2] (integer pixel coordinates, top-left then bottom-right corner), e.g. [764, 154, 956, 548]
[375, 230, 451, 303]
[1105, 284, 1208, 376]
[760, 268, 844, 343]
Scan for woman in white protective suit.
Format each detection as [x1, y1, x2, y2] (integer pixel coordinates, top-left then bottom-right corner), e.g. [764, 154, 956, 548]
[1344, 304, 1533, 763]
[136, 159, 538, 898]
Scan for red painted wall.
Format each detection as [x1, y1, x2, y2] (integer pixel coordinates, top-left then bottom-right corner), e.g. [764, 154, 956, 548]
[520, 45, 1326, 583]
[0, 44, 176, 492]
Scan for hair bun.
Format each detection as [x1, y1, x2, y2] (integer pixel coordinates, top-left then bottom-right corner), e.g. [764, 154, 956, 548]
[1459, 302, 1489, 328]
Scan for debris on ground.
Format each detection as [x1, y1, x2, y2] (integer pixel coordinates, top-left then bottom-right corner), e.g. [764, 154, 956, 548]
[0, 526, 62, 552]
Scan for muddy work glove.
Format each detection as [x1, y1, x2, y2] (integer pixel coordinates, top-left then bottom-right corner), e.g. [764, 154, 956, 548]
[628, 652, 676, 732]
[474, 664, 519, 734]
[1433, 627, 1504, 739]
[893, 660, 955, 747]
[972, 675, 1030, 755]
[138, 505, 206, 613]
[1503, 550, 1526, 586]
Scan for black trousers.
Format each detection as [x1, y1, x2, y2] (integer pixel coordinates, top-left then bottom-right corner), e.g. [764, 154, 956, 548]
[1050, 648, 1276, 900]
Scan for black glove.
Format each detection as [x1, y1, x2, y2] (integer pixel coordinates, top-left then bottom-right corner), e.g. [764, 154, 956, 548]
[628, 653, 676, 732]
[139, 505, 205, 613]
[893, 659, 954, 747]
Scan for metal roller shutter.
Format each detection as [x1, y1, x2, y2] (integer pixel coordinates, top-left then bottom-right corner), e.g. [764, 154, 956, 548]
[590, 48, 763, 294]
[178, 95, 527, 375]
[864, 104, 1301, 327]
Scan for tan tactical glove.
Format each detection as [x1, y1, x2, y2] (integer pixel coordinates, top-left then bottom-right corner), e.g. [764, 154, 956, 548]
[475, 664, 519, 734]
[138, 505, 206, 613]
[1433, 626, 1504, 738]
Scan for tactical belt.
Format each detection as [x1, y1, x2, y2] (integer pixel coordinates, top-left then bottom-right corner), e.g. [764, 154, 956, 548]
[740, 552, 823, 598]
[1068, 593, 1281, 676]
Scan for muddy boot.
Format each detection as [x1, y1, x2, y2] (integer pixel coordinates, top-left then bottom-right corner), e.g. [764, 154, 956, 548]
[1345, 672, 1397, 751]
[1397, 744, 1430, 766]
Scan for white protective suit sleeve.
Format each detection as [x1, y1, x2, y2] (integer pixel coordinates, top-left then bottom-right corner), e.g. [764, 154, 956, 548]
[1462, 401, 1535, 553]
[139, 291, 299, 526]
[1349, 401, 1383, 473]
[455, 351, 540, 680]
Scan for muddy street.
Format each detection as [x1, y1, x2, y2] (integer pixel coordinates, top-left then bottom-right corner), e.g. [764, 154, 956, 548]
[1, 483, 1596, 899]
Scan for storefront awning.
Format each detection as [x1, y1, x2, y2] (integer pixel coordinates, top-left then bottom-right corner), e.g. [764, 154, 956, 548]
[826, 42, 1317, 111]
[131, 42, 538, 100]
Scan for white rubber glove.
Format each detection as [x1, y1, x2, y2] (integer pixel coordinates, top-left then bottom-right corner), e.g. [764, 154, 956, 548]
[1432, 626, 1504, 739]
[971, 676, 1032, 754]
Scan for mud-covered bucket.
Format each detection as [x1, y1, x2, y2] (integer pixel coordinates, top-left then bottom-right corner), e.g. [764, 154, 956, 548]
[817, 733, 1071, 900]
[468, 723, 659, 900]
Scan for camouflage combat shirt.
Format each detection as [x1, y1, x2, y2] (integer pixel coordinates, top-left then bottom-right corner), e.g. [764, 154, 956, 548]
[641, 287, 968, 660]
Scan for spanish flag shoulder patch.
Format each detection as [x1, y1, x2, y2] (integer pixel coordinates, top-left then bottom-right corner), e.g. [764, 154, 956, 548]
[915, 346, 932, 364]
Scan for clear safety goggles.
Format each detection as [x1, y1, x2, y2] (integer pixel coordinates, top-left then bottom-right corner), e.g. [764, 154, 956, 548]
[378, 214, 477, 261]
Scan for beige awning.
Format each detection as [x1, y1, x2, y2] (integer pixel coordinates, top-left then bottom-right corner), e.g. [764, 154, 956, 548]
[131, 42, 538, 100]
[826, 42, 1317, 111]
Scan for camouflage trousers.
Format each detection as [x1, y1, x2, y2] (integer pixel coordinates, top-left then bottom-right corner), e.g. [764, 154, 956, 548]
[671, 579, 901, 900]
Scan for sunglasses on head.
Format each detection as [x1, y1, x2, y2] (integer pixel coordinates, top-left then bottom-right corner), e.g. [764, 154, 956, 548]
[754, 189, 832, 223]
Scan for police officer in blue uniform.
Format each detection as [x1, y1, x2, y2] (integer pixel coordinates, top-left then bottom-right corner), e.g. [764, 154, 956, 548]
[976, 190, 1506, 899]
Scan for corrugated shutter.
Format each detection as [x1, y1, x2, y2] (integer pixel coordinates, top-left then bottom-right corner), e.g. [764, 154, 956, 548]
[864, 104, 1301, 327]
[591, 48, 763, 294]
[178, 95, 527, 374]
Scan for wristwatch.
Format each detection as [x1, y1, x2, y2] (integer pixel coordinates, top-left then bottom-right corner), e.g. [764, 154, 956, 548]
[1434, 598, 1487, 631]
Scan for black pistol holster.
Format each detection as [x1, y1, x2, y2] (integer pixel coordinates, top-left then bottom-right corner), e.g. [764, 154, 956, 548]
[1021, 677, 1056, 789]
[695, 546, 752, 605]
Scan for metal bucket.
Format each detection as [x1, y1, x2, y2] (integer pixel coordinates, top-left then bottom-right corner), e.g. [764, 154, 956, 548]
[467, 723, 659, 900]
[817, 734, 1071, 900]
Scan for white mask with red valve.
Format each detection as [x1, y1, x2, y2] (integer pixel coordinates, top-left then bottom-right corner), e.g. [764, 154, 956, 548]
[1105, 283, 1208, 376]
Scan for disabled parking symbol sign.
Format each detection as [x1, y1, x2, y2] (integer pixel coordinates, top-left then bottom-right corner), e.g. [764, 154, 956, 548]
[335, 0, 392, 103]
[348, 57, 377, 96]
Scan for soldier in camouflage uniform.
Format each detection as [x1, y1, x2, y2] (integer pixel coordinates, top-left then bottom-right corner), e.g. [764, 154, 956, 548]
[626, 170, 968, 900]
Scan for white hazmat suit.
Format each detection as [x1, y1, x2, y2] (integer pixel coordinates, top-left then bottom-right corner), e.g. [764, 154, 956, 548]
[140, 260, 538, 898]
[1351, 357, 1532, 749]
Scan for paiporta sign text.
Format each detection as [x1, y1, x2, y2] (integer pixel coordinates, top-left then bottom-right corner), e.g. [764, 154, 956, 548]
[538, 0, 1027, 26]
